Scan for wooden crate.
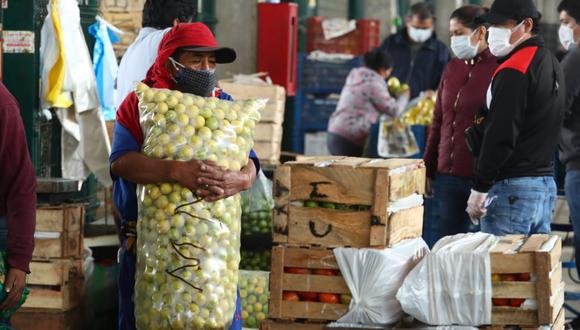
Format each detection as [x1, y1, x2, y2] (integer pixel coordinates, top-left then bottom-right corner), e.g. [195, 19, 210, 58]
[34, 205, 84, 260]
[219, 80, 286, 124]
[12, 307, 82, 330]
[261, 319, 326, 330]
[256, 123, 283, 143]
[269, 246, 349, 321]
[490, 235, 564, 327]
[255, 141, 282, 166]
[23, 259, 84, 311]
[273, 157, 425, 247]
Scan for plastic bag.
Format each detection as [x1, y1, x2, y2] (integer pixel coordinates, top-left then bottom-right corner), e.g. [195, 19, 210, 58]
[397, 233, 500, 326]
[241, 171, 274, 236]
[0, 251, 28, 321]
[377, 115, 419, 158]
[334, 238, 429, 325]
[133, 83, 265, 330]
[239, 270, 269, 329]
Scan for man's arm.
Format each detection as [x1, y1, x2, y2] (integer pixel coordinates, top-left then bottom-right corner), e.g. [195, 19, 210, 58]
[473, 69, 528, 192]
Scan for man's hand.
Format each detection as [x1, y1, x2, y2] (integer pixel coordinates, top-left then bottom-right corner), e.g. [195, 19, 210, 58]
[466, 189, 488, 225]
[170, 160, 225, 196]
[197, 168, 252, 202]
[0, 268, 26, 311]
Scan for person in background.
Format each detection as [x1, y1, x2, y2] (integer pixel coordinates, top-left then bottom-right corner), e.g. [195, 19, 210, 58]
[423, 5, 497, 237]
[327, 48, 409, 156]
[466, 0, 564, 236]
[557, 0, 580, 302]
[116, 0, 197, 108]
[111, 23, 258, 330]
[0, 82, 36, 323]
[379, 2, 450, 98]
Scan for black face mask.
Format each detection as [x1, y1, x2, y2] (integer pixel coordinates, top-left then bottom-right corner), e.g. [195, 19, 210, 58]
[169, 57, 216, 97]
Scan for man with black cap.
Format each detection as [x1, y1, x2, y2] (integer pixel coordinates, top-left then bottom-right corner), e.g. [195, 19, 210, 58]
[465, 0, 565, 236]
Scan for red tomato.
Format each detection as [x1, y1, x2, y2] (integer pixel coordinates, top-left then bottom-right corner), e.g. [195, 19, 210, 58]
[313, 269, 338, 276]
[319, 293, 340, 304]
[492, 298, 510, 306]
[510, 299, 525, 307]
[298, 292, 319, 302]
[283, 291, 300, 301]
[285, 267, 311, 274]
[501, 274, 518, 281]
[517, 273, 531, 281]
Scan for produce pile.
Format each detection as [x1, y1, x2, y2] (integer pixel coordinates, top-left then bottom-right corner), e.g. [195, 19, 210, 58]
[401, 95, 436, 126]
[491, 272, 531, 307]
[300, 201, 370, 211]
[241, 171, 274, 236]
[240, 250, 271, 271]
[387, 77, 410, 97]
[133, 83, 264, 330]
[282, 267, 352, 305]
[239, 271, 270, 329]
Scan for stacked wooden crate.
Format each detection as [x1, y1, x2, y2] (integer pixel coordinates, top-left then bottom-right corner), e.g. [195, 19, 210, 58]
[100, 0, 146, 58]
[219, 80, 286, 165]
[487, 235, 565, 329]
[12, 204, 85, 329]
[265, 156, 425, 329]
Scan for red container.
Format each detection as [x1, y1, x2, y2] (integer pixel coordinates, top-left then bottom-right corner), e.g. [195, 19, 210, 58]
[306, 17, 381, 55]
[257, 3, 298, 96]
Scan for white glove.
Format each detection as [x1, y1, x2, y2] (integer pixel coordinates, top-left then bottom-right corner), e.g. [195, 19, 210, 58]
[466, 189, 488, 225]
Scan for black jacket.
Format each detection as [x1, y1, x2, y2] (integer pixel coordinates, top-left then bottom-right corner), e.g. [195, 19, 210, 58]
[559, 47, 580, 171]
[473, 37, 564, 192]
[379, 28, 450, 98]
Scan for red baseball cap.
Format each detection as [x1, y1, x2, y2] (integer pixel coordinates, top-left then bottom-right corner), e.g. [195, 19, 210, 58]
[175, 23, 236, 63]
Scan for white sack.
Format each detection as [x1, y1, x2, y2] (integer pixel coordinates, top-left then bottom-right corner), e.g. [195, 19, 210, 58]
[396, 233, 500, 326]
[334, 238, 429, 325]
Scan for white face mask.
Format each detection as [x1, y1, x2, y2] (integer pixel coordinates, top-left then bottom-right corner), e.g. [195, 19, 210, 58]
[559, 24, 577, 51]
[487, 21, 525, 57]
[408, 26, 433, 43]
[451, 29, 480, 60]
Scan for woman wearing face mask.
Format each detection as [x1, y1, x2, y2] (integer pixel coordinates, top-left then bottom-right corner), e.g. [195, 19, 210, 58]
[423, 5, 498, 238]
[327, 48, 410, 156]
[110, 23, 257, 330]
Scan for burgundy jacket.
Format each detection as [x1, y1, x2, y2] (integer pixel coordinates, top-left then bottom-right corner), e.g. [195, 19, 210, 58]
[0, 82, 36, 273]
[424, 49, 498, 179]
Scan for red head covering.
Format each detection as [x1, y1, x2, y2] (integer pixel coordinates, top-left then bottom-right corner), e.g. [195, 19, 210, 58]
[143, 22, 221, 89]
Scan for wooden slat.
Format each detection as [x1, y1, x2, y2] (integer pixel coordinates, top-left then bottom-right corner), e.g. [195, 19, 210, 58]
[289, 166, 375, 205]
[551, 308, 565, 330]
[33, 230, 82, 259]
[519, 235, 550, 253]
[28, 261, 70, 286]
[273, 166, 291, 243]
[388, 167, 426, 201]
[550, 282, 565, 324]
[549, 238, 563, 271]
[286, 156, 345, 166]
[279, 301, 348, 321]
[260, 319, 326, 330]
[550, 263, 563, 297]
[282, 274, 349, 294]
[283, 247, 339, 270]
[332, 157, 370, 167]
[491, 254, 534, 274]
[36, 205, 83, 232]
[490, 235, 525, 254]
[287, 206, 371, 247]
[24, 278, 83, 311]
[386, 206, 424, 247]
[255, 123, 283, 142]
[269, 246, 285, 319]
[535, 251, 552, 324]
[492, 281, 536, 299]
[358, 158, 420, 169]
[370, 169, 389, 246]
[491, 307, 538, 326]
[12, 308, 82, 330]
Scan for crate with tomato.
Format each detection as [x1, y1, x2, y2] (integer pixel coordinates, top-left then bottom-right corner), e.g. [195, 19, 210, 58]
[273, 157, 425, 248]
[268, 246, 351, 322]
[489, 235, 565, 328]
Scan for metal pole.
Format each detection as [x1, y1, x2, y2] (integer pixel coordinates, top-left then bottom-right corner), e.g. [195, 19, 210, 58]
[348, 0, 364, 19]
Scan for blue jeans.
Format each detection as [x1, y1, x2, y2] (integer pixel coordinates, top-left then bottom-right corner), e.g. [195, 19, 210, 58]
[118, 238, 243, 330]
[434, 174, 479, 237]
[565, 170, 580, 277]
[481, 177, 556, 236]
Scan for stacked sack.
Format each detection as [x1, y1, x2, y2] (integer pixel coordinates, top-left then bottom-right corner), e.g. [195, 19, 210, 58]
[132, 83, 265, 330]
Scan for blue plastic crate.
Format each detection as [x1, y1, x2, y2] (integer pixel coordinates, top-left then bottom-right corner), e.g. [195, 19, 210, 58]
[301, 96, 338, 130]
[299, 54, 363, 90]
